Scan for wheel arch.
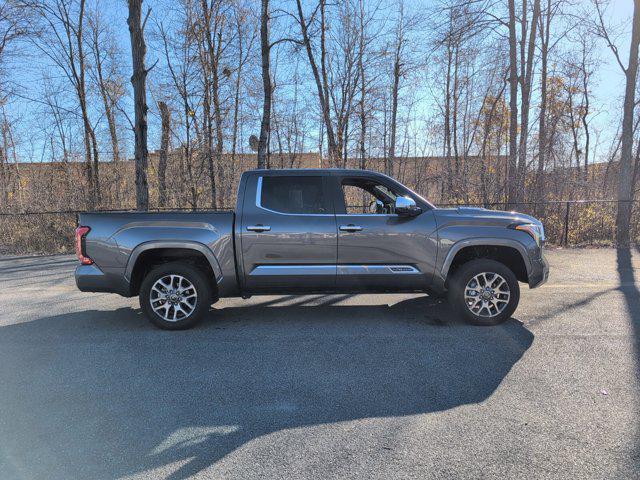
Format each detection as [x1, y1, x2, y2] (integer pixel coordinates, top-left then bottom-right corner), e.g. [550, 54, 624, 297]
[441, 238, 531, 287]
[125, 241, 222, 296]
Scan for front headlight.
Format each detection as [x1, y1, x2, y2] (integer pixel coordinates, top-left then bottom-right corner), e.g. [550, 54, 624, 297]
[511, 223, 545, 247]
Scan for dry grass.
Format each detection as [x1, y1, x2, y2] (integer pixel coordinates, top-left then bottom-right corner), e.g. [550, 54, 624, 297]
[0, 213, 77, 255]
[0, 201, 636, 255]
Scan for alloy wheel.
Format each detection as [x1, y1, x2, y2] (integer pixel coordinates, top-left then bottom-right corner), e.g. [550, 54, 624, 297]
[149, 274, 198, 322]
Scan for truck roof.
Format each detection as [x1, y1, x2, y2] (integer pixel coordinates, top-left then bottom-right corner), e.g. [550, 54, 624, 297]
[243, 168, 386, 177]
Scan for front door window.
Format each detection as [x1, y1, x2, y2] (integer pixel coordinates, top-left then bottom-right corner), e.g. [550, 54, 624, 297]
[341, 178, 399, 215]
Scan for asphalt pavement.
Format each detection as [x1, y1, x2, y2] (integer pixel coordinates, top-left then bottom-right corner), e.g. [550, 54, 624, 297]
[0, 248, 638, 479]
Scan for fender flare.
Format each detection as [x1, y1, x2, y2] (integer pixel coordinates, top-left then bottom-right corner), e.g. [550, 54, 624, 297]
[440, 237, 532, 281]
[124, 240, 224, 284]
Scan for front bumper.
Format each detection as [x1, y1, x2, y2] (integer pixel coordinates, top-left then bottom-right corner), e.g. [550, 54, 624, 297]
[528, 251, 549, 288]
[75, 264, 131, 296]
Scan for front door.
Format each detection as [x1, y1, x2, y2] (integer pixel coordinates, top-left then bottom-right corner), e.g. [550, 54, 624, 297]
[334, 175, 438, 291]
[240, 174, 337, 292]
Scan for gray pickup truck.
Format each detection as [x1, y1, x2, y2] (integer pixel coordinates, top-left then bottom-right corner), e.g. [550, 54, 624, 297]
[75, 169, 548, 329]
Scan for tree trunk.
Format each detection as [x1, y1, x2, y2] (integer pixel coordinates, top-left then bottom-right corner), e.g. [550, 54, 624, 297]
[319, 0, 340, 164]
[258, 0, 271, 169]
[199, 0, 220, 208]
[75, 0, 99, 208]
[580, 34, 591, 181]
[388, 46, 401, 177]
[231, 13, 244, 180]
[197, 14, 215, 209]
[517, 0, 541, 199]
[616, 0, 640, 246]
[212, 30, 224, 208]
[0, 120, 7, 210]
[452, 43, 460, 183]
[158, 101, 170, 208]
[358, 22, 366, 172]
[507, 0, 519, 207]
[127, 0, 149, 211]
[535, 0, 551, 217]
[357, 0, 366, 186]
[444, 36, 453, 196]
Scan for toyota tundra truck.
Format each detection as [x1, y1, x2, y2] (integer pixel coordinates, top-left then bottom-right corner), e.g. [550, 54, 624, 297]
[74, 169, 549, 329]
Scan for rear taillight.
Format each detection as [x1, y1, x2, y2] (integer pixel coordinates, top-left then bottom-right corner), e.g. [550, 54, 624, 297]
[75, 226, 93, 265]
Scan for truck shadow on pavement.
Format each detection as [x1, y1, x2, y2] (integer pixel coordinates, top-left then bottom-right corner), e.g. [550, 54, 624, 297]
[616, 248, 640, 465]
[0, 296, 533, 480]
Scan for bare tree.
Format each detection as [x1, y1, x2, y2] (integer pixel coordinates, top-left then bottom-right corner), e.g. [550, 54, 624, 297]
[231, 3, 255, 177]
[516, 0, 541, 200]
[0, 1, 31, 89]
[88, 7, 125, 205]
[387, 3, 406, 176]
[257, 0, 271, 168]
[0, 1, 31, 210]
[594, 0, 640, 245]
[561, 30, 596, 188]
[507, 0, 519, 206]
[294, 0, 340, 165]
[1, 0, 639, 248]
[28, 0, 101, 208]
[157, 18, 202, 209]
[577, 33, 594, 177]
[535, 0, 552, 213]
[355, 0, 385, 172]
[127, 0, 150, 210]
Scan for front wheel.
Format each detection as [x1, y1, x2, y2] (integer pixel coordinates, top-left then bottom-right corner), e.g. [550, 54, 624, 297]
[139, 262, 212, 330]
[447, 259, 520, 326]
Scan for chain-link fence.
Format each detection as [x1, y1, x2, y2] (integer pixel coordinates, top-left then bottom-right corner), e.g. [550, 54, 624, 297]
[0, 200, 637, 255]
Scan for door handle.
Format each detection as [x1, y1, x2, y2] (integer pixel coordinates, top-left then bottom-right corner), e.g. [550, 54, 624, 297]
[339, 224, 363, 232]
[246, 225, 271, 232]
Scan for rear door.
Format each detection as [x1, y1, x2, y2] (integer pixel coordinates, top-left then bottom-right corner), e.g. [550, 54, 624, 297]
[239, 173, 337, 292]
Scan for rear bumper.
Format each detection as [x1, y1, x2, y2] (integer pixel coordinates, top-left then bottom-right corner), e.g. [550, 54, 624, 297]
[75, 264, 131, 296]
[528, 251, 549, 288]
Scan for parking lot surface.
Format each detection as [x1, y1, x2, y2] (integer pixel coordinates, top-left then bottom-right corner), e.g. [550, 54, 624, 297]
[0, 248, 638, 479]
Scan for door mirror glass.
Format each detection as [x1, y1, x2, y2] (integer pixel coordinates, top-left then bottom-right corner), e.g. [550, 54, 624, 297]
[395, 196, 422, 217]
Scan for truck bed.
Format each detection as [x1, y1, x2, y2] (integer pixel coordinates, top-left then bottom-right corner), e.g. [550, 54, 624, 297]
[76, 210, 238, 297]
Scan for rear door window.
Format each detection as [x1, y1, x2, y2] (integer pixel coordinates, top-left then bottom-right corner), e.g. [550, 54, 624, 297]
[259, 176, 330, 214]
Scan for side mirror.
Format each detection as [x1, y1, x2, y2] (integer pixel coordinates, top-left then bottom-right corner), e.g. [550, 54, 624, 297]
[395, 196, 422, 217]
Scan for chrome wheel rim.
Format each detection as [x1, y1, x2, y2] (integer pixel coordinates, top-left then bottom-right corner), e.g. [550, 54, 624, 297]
[464, 272, 510, 318]
[149, 274, 198, 322]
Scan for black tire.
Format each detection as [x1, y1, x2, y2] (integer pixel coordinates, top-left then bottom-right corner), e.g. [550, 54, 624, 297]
[139, 262, 212, 330]
[447, 259, 520, 326]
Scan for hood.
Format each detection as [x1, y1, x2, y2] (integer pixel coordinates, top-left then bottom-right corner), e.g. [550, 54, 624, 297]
[433, 206, 544, 229]
[454, 206, 542, 225]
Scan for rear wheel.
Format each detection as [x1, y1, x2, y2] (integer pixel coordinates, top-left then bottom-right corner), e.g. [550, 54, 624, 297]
[140, 262, 212, 330]
[447, 259, 520, 326]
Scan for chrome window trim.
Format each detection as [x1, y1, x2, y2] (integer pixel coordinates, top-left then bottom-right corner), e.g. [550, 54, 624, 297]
[255, 176, 334, 217]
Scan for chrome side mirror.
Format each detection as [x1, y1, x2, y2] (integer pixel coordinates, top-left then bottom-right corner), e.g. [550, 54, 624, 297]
[395, 196, 422, 217]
